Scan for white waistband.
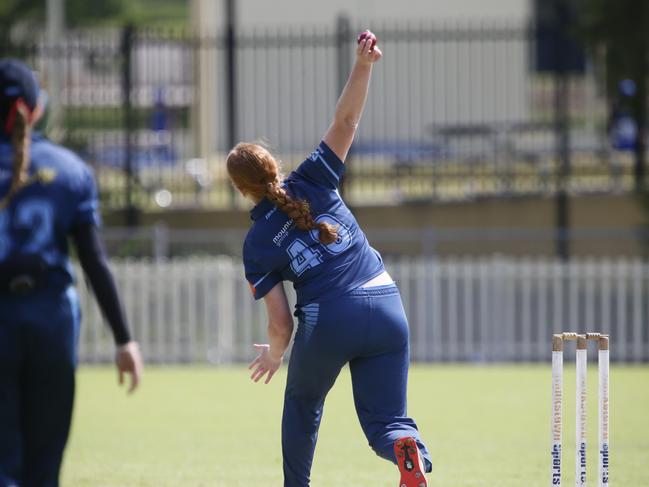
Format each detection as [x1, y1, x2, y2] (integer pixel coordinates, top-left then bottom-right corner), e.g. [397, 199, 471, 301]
[360, 270, 394, 288]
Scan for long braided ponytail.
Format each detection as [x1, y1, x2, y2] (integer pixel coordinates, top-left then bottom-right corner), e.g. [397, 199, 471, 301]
[227, 142, 338, 245]
[0, 100, 31, 210]
[265, 181, 338, 245]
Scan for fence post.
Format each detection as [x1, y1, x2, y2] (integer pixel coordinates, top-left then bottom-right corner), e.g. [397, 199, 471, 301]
[153, 222, 170, 260]
[552, 1, 572, 261]
[225, 0, 238, 205]
[422, 227, 437, 258]
[121, 23, 139, 226]
[45, 0, 65, 142]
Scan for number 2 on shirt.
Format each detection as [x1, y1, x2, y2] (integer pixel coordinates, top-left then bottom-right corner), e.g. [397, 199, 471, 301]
[0, 199, 54, 261]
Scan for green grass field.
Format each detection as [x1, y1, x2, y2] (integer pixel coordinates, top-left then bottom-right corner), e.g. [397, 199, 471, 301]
[62, 365, 649, 486]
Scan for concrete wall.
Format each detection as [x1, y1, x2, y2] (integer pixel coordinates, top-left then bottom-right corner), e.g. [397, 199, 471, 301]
[105, 193, 649, 258]
[230, 0, 530, 26]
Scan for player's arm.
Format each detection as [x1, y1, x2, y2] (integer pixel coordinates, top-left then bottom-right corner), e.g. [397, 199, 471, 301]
[322, 30, 382, 162]
[248, 282, 294, 384]
[71, 224, 143, 393]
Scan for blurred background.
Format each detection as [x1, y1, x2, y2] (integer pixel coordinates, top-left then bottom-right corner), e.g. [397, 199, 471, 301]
[2, 0, 648, 364]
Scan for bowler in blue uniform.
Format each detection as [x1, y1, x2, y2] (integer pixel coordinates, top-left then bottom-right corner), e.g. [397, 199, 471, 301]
[227, 32, 432, 487]
[0, 59, 143, 487]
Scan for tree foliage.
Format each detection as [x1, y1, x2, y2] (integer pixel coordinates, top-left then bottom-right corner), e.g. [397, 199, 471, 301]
[579, 0, 649, 93]
[578, 0, 649, 189]
[0, 0, 130, 31]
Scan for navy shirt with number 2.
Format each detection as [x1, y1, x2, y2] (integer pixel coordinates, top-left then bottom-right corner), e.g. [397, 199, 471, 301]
[243, 141, 384, 306]
[0, 133, 100, 284]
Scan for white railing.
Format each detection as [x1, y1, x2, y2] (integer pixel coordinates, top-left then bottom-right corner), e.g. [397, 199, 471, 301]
[76, 257, 649, 364]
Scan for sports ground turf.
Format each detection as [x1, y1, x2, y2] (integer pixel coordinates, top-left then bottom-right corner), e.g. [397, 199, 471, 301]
[62, 365, 649, 486]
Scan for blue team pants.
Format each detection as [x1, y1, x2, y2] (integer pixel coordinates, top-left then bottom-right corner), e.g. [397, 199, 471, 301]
[0, 286, 80, 487]
[282, 284, 432, 487]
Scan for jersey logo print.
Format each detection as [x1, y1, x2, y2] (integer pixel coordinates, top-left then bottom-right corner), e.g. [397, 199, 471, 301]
[11, 168, 57, 191]
[36, 168, 57, 184]
[0, 169, 58, 212]
[273, 219, 295, 247]
[309, 147, 339, 180]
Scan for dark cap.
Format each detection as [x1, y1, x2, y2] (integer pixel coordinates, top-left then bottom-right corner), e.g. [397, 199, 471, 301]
[0, 59, 40, 112]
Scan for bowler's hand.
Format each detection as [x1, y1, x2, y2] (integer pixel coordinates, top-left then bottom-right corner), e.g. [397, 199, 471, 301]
[116, 341, 143, 394]
[356, 30, 382, 65]
[248, 344, 282, 384]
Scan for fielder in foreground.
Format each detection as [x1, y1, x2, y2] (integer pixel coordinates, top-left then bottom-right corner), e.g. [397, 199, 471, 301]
[227, 31, 431, 487]
[0, 59, 143, 487]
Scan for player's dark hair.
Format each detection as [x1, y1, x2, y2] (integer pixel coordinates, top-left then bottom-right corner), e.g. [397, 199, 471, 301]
[0, 100, 31, 209]
[226, 143, 338, 245]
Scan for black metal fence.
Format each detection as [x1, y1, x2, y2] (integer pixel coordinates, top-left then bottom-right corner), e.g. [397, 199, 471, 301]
[1, 18, 643, 212]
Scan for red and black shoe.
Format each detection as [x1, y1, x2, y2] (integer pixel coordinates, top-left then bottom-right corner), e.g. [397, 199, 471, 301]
[394, 437, 427, 487]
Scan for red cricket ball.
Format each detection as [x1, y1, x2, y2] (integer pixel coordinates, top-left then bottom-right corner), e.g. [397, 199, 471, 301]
[357, 30, 377, 51]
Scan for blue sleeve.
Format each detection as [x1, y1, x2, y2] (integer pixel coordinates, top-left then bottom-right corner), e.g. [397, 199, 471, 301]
[243, 243, 282, 300]
[72, 166, 101, 228]
[293, 141, 345, 190]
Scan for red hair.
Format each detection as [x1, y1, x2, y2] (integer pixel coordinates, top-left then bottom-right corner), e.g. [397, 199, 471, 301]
[0, 99, 31, 210]
[227, 143, 338, 245]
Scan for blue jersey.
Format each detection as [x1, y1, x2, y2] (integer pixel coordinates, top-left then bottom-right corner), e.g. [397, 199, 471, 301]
[0, 133, 100, 285]
[243, 141, 384, 306]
